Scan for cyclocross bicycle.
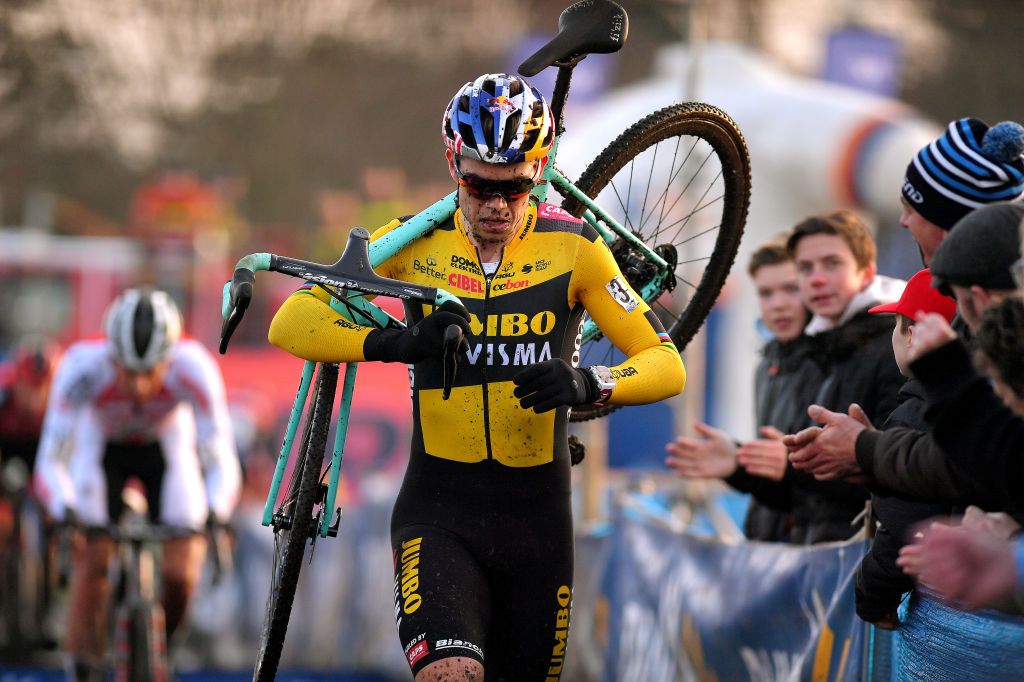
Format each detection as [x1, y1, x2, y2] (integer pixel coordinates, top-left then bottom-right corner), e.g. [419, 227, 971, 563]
[93, 487, 197, 682]
[219, 1, 751, 679]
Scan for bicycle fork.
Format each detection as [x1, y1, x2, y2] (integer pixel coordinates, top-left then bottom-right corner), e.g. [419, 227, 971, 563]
[112, 542, 169, 682]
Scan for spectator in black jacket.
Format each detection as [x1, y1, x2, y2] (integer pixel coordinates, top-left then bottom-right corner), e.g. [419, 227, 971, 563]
[897, 298, 1024, 612]
[853, 269, 957, 630]
[665, 238, 820, 541]
[785, 203, 1024, 510]
[901, 293, 1024, 516]
[781, 210, 904, 543]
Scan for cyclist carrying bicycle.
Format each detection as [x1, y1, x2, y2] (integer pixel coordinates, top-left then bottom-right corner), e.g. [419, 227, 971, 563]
[35, 287, 241, 681]
[269, 73, 685, 681]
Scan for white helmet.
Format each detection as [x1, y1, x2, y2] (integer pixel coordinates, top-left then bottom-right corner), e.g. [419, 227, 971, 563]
[104, 288, 182, 372]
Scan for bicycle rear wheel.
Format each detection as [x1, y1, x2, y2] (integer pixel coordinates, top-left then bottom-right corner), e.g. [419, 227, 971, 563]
[252, 363, 338, 682]
[561, 102, 750, 421]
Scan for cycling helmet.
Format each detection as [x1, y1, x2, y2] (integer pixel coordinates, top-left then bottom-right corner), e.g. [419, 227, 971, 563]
[103, 288, 182, 372]
[442, 73, 554, 164]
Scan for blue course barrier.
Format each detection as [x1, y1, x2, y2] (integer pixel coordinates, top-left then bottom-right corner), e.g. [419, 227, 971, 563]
[603, 514, 870, 681]
[894, 590, 1024, 681]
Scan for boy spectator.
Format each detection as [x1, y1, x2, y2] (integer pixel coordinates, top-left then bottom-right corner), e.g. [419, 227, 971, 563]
[666, 238, 820, 541]
[782, 209, 904, 542]
[854, 269, 956, 629]
[788, 203, 1024, 506]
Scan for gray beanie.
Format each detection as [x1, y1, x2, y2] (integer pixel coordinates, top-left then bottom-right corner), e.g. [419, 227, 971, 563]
[930, 202, 1024, 295]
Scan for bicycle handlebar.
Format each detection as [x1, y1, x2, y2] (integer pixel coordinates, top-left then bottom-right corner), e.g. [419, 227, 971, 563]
[219, 228, 467, 355]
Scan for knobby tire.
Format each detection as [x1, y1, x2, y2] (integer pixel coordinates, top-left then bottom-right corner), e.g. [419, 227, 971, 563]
[252, 363, 338, 681]
[562, 102, 750, 421]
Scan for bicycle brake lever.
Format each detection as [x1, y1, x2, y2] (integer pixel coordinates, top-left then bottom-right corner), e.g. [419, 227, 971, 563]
[219, 268, 255, 354]
[441, 323, 464, 400]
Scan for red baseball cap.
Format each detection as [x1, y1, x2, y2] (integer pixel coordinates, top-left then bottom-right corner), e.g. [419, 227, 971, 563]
[868, 269, 957, 322]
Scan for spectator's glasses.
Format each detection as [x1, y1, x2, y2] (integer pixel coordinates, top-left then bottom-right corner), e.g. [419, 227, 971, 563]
[454, 158, 536, 202]
[1012, 257, 1024, 292]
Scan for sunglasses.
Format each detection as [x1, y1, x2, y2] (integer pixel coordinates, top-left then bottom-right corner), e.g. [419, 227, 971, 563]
[454, 158, 536, 202]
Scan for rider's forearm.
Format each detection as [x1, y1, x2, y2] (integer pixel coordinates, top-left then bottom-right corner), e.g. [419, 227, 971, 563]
[606, 343, 685, 404]
[199, 443, 242, 522]
[34, 436, 76, 519]
[268, 289, 374, 363]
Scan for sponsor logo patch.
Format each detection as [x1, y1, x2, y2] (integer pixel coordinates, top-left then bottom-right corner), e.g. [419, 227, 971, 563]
[538, 203, 583, 223]
[486, 95, 517, 113]
[412, 259, 447, 281]
[407, 639, 429, 666]
[435, 638, 484, 658]
[448, 273, 485, 294]
[450, 255, 481, 273]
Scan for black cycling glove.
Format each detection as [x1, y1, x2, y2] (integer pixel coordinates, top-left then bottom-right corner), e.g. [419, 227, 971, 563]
[363, 301, 471, 364]
[512, 359, 598, 413]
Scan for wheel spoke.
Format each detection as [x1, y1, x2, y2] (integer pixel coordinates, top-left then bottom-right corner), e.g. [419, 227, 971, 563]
[564, 103, 749, 421]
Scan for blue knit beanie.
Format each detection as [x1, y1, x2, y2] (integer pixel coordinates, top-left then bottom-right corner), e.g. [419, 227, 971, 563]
[902, 118, 1024, 230]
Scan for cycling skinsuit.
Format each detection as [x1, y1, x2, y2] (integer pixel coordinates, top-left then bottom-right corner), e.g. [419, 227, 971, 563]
[34, 339, 241, 529]
[269, 202, 685, 679]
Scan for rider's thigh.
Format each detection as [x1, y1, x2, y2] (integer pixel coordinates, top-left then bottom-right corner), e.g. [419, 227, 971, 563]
[161, 535, 207, 584]
[392, 525, 488, 676]
[416, 656, 484, 681]
[76, 533, 115, 577]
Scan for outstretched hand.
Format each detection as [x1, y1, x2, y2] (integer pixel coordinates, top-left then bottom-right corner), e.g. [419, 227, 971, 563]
[897, 520, 1019, 609]
[665, 422, 738, 479]
[785, 404, 871, 480]
[736, 426, 788, 481]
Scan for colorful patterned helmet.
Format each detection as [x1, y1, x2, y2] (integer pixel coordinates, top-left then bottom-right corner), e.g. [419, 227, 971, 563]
[442, 73, 554, 164]
[104, 288, 182, 372]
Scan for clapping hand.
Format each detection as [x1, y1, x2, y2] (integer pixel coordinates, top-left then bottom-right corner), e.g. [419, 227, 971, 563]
[665, 422, 738, 479]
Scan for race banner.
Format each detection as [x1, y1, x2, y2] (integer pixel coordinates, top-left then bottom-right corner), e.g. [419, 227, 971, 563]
[603, 516, 870, 682]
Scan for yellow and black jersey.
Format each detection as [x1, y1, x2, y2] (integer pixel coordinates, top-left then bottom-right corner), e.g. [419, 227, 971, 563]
[269, 201, 685, 467]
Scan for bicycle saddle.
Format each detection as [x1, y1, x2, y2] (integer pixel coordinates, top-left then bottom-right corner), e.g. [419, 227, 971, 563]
[519, 0, 628, 77]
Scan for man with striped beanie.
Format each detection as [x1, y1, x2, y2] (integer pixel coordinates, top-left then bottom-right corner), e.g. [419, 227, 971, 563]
[900, 117, 1024, 265]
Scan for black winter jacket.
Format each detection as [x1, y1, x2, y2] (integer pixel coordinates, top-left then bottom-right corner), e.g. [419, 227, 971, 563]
[787, 311, 904, 544]
[855, 379, 950, 624]
[726, 334, 824, 541]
